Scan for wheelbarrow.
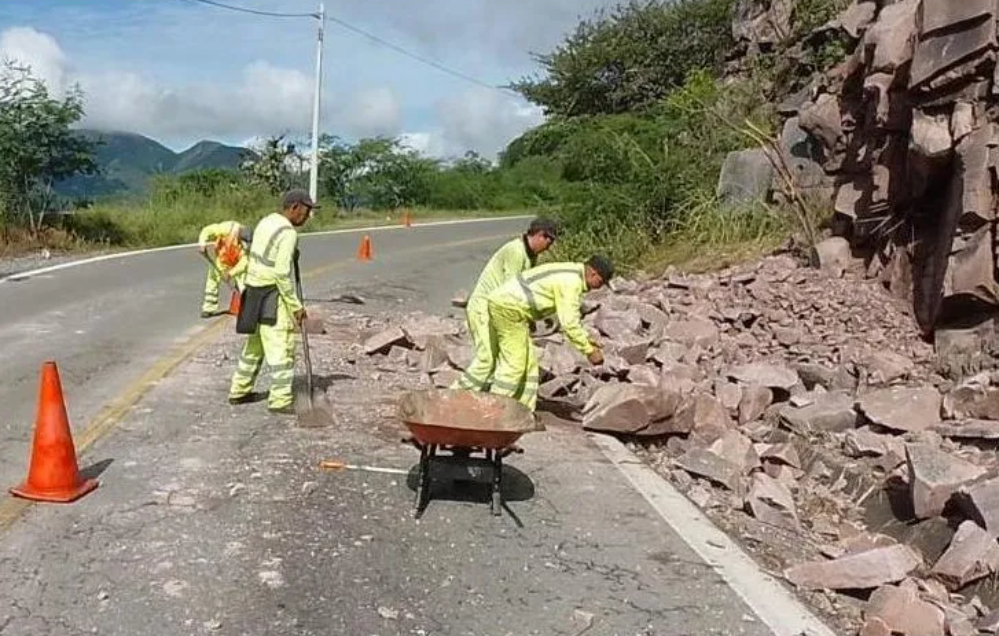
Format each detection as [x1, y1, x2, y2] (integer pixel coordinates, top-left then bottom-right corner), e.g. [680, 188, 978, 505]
[398, 389, 544, 519]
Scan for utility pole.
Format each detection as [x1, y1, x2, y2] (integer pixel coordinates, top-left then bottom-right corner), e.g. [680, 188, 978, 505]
[308, 2, 325, 204]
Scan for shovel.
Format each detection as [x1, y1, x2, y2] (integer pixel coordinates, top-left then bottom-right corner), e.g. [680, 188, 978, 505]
[293, 257, 334, 428]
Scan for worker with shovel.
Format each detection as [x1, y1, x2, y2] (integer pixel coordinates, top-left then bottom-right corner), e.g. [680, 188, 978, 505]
[453, 218, 558, 393]
[228, 189, 315, 415]
[197, 220, 252, 318]
[485, 255, 613, 411]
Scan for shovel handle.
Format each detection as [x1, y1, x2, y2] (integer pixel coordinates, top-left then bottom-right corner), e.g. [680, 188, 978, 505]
[293, 258, 315, 402]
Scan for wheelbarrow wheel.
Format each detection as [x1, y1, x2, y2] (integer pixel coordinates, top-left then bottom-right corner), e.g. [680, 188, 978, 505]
[414, 444, 434, 519]
[490, 449, 503, 516]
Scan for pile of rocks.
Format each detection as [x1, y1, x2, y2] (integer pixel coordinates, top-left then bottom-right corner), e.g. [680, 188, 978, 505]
[359, 250, 999, 636]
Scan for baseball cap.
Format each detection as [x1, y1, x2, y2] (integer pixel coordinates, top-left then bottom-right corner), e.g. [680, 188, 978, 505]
[282, 188, 320, 210]
[587, 254, 615, 282]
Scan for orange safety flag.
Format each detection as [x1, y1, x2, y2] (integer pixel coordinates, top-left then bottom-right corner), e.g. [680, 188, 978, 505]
[215, 233, 243, 268]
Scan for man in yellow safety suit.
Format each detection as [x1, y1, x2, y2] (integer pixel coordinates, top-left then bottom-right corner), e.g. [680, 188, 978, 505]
[453, 218, 558, 392]
[228, 189, 315, 414]
[486, 255, 614, 411]
[198, 220, 252, 318]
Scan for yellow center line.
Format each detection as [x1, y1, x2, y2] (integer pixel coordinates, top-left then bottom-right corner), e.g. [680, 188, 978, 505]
[0, 232, 507, 534]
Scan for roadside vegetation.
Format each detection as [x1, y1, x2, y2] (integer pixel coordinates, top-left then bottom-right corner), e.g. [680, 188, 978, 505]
[0, 0, 846, 271]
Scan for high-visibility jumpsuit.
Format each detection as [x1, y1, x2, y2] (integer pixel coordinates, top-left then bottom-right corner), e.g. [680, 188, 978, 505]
[198, 220, 249, 315]
[453, 236, 535, 392]
[486, 262, 594, 411]
[228, 213, 302, 410]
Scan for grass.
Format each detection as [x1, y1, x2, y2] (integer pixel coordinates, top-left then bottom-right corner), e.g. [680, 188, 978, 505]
[549, 190, 797, 277]
[649, 193, 792, 273]
[55, 186, 513, 251]
[0, 225, 95, 259]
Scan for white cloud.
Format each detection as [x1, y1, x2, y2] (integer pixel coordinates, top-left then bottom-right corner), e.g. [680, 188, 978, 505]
[0, 27, 402, 147]
[0, 26, 68, 95]
[340, 86, 402, 138]
[0, 25, 544, 158]
[403, 87, 544, 160]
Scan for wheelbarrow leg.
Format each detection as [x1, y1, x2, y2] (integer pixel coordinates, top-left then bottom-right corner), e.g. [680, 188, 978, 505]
[490, 449, 503, 516]
[414, 444, 434, 519]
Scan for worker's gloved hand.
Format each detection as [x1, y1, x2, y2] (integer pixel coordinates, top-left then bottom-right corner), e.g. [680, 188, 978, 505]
[587, 349, 604, 366]
[589, 337, 603, 350]
[294, 308, 308, 325]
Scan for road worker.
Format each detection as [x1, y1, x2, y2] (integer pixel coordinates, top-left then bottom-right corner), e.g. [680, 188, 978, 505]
[486, 255, 614, 411]
[228, 189, 315, 415]
[198, 220, 252, 318]
[453, 218, 558, 393]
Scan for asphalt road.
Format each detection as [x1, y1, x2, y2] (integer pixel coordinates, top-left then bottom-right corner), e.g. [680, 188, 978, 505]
[0, 216, 528, 492]
[0, 215, 833, 636]
[0, 292, 781, 636]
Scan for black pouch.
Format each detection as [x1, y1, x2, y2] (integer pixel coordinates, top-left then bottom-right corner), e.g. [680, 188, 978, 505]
[236, 284, 279, 334]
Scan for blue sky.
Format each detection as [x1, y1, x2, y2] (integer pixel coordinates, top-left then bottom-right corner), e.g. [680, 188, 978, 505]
[0, 0, 616, 157]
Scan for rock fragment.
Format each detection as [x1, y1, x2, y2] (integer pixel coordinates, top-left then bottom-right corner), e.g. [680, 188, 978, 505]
[857, 388, 942, 433]
[784, 545, 922, 590]
[906, 443, 986, 519]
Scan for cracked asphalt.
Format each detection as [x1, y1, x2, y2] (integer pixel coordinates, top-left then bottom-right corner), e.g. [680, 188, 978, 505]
[0, 218, 780, 636]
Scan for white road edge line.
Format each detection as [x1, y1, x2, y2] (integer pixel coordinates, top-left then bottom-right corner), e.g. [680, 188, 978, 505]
[589, 433, 838, 636]
[0, 214, 532, 284]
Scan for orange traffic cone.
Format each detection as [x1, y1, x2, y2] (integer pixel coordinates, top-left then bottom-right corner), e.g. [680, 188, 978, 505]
[402, 210, 412, 227]
[357, 235, 373, 261]
[10, 362, 98, 503]
[228, 288, 241, 316]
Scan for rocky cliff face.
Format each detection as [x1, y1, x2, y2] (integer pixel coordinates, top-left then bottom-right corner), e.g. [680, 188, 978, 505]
[729, 0, 999, 363]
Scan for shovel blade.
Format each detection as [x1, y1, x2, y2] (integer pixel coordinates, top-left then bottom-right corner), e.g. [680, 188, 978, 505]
[294, 387, 334, 428]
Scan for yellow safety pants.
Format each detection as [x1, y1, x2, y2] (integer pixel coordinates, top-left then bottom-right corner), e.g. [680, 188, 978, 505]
[487, 303, 539, 411]
[452, 296, 498, 392]
[228, 324, 296, 409]
[202, 258, 245, 314]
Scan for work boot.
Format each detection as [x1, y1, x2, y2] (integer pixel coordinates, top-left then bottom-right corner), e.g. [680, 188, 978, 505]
[200, 310, 218, 319]
[228, 392, 260, 405]
[268, 404, 295, 416]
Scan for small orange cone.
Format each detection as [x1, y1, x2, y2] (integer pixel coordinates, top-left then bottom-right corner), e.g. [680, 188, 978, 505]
[357, 235, 373, 261]
[10, 362, 98, 503]
[228, 288, 241, 316]
[402, 210, 412, 227]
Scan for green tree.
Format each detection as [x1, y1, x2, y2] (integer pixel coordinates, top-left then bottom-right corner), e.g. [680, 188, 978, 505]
[511, 0, 737, 117]
[319, 136, 438, 210]
[0, 60, 97, 236]
[241, 135, 302, 194]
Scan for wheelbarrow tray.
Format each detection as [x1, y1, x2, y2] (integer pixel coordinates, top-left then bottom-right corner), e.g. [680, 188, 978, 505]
[397, 389, 543, 518]
[398, 389, 543, 449]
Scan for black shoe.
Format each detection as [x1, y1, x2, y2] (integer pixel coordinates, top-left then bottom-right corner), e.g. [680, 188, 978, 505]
[268, 405, 296, 415]
[228, 393, 260, 405]
[200, 310, 219, 319]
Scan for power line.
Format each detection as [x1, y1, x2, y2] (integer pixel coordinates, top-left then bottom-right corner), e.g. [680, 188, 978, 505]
[324, 15, 512, 94]
[179, 0, 514, 95]
[182, 0, 317, 19]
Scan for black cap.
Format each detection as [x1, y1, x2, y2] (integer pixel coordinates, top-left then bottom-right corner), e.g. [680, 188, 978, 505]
[528, 217, 559, 238]
[282, 188, 319, 210]
[587, 254, 615, 282]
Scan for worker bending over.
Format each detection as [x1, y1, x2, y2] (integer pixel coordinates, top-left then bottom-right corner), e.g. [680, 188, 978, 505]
[198, 220, 252, 318]
[454, 218, 558, 393]
[229, 189, 315, 414]
[486, 255, 614, 411]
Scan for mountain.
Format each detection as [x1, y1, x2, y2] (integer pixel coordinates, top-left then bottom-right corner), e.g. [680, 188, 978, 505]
[56, 130, 254, 199]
